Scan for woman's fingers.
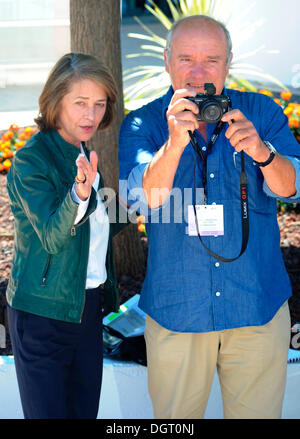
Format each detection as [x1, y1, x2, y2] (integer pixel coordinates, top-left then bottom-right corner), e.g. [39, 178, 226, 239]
[76, 153, 97, 183]
[89, 151, 98, 175]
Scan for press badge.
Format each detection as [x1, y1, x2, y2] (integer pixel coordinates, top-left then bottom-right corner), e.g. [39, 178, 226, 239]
[188, 204, 224, 236]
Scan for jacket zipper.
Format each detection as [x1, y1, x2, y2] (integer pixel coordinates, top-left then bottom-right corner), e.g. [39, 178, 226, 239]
[71, 214, 91, 236]
[41, 255, 53, 286]
[71, 208, 78, 236]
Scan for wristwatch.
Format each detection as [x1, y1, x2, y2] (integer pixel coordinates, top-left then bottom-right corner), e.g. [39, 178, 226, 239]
[253, 141, 276, 167]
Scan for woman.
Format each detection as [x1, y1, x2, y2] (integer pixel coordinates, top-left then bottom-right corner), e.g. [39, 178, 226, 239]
[6, 52, 126, 419]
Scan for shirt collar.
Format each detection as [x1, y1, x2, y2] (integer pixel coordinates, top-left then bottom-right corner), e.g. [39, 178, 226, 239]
[161, 86, 174, 120]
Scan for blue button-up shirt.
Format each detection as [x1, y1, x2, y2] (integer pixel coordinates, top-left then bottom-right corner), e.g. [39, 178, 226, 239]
[119, 87, 300, 332]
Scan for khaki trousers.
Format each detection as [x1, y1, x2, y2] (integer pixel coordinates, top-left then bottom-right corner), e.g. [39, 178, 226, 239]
[144, 301, 290, 419]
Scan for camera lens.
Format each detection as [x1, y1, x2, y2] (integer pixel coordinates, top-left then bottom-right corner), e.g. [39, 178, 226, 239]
[201, 101, 223, 123]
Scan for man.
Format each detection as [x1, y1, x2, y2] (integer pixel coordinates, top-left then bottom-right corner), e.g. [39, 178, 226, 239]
[118, 15, 300, 419]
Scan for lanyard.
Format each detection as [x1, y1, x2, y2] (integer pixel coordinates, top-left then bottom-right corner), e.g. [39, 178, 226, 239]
[189, 123, 249, 262]
[189, 121, 224, 203]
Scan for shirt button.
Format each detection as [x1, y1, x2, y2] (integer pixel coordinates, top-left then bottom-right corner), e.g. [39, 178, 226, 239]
[210, 173, 215, 178]
[202, 146, 207, 151]
[216, 291, 221, 297]
[215, 262, 220, 267]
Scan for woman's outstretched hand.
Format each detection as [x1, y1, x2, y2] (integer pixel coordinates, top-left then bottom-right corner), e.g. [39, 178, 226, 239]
[75, 150, 98, 201]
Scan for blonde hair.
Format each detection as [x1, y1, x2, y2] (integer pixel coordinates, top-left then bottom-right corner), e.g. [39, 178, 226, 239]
[35, 52, 118, 132]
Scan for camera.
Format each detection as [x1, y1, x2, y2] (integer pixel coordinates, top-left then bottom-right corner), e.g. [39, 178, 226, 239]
[187, 83, 231, 123]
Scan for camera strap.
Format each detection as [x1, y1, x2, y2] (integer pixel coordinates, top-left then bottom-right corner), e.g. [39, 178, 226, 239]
[189, 122, 249, 263]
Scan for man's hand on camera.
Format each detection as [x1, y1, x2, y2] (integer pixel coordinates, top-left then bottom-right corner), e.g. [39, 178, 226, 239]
[222, 109, 270, 163]
[166, 89, 199, 151]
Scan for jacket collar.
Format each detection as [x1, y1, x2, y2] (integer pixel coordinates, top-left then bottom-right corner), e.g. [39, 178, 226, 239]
[41, 129, 104, 190]
[48, 129, 81, 162]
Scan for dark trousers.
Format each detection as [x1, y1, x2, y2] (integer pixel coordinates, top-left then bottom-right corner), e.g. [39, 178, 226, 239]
[7, 288, 103, 419]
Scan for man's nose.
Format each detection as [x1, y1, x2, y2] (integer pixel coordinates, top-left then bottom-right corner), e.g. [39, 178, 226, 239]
[191, 62, 206, 77]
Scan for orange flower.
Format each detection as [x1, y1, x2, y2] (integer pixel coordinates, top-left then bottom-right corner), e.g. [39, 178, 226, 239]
[3, 149, 13, 158]
[259, 90, 274, 97]
[280, 91, 292, 101]
[136, 215, 146, 233]
[284, 106, 293, 116]
[227, 81, 238, 89]
[19, 128, 35, 140]
[273, 98, 282, 106]
[293, 119, 300, 129]
[137, 215, 145, 226]
[15, 140, 26, 150]
[138, 223, 146, 233]
[2, 131, 14, 141]
[9, 124, 20, 131]
[1, 140, 11, 149]
[0, 124, 37, 173]
[24, 126, 34, 133]
[18, 132, 27, 140]
[288, 117, 300, 129]
[3, 159, 11, 170]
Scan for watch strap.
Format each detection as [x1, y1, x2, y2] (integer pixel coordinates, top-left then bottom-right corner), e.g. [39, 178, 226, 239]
[254, 141, 276, 167]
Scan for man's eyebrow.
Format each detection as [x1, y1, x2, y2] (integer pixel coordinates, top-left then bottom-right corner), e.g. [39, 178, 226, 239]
[177, 54, 223, 59]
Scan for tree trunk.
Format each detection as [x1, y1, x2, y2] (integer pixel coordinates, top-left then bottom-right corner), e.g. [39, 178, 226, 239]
[70, 0, 145, 278]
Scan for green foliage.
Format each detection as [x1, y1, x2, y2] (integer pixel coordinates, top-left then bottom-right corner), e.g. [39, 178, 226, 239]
[277, 200, 300, 213]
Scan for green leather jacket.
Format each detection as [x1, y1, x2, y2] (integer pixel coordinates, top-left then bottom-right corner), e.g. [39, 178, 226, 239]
[6, 129, 126, 323]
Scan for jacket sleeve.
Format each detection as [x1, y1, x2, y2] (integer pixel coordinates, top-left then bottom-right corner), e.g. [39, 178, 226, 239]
[7, 146, 95, 254]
